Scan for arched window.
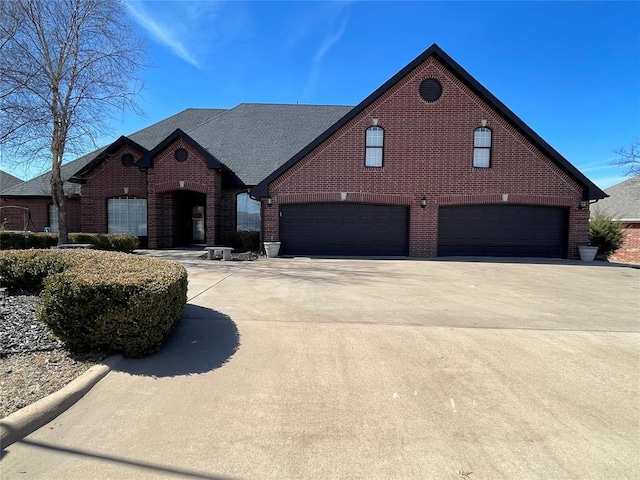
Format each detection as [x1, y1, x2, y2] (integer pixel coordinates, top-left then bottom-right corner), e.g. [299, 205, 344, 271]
[236, 192, 261, 231]
[473, 127, 492, 168]
[365, 126, 384, 167]
[48, 204, 59, 233]
[107, 196, 147, 236]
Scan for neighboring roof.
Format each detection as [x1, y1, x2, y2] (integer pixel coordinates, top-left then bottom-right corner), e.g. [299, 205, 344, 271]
[0, 170, 24, 193]
[252, 43, 607, 200]
[1, 108, 228, 196]
[0, 153, 98, 197]
[591, 176, 640, 221]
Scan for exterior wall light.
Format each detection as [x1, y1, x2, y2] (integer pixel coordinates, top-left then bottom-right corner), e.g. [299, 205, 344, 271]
[578, 200, 588, 210]
[420, 196, 427, 209]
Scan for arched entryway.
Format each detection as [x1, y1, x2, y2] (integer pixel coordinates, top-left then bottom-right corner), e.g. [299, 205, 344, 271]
[151, 190, 207, 247]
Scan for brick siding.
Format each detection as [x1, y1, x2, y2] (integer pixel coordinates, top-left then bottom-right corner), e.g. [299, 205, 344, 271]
[146, 138, 222, 248]
[264, 57, 587, 258]
[1, 197, 81, 233]
[80, 145, 147, 233]
[609, 223, 640, 264]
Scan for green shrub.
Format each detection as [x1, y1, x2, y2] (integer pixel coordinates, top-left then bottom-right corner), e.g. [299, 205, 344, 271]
[0, 232, 139, 252]
[0, 231, 58, 249]
[589, 211, 624, 257]
[68, 233, 139, 252]
[225, 230, 260, 252]
[0, 249, 187, 357]
[0, 249, 69, 292]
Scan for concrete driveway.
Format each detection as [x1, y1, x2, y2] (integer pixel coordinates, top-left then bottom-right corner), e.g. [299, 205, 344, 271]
[2, 255, 639, 479]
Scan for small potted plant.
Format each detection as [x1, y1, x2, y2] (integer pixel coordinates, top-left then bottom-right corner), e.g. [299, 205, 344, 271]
[581, 211, 624, 262]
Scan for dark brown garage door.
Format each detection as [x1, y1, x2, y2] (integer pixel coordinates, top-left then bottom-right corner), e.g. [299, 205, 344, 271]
[438, 205, 568, 258]
[280, 203, 408, 256]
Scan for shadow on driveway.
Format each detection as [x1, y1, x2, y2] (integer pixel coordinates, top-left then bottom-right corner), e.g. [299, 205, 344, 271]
[114, 304, 240, 378]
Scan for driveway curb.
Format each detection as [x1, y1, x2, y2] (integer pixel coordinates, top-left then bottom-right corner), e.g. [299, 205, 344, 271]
[0, 355, 122, 449]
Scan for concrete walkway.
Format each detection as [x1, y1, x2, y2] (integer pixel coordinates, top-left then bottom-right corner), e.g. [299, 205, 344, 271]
[1, 253, 639, 479]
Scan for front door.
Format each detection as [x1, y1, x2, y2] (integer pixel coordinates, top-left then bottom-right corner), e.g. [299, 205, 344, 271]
[192, 206, 205, 243]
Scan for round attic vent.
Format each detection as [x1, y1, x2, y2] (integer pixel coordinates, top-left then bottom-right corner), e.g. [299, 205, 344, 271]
[419, 78, 442, 103]
[120, 153, 134, 167]
[174, 148, 188, 162]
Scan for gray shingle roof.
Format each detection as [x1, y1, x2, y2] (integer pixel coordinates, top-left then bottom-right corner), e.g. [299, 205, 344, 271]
[184, 104, 353, 185]
[1, 105, 351, 195]
[591, 176, 640, 221]
[0, 170, 24, 193]
[0, 153, 98, 197]
[128, 108, 227, 149]
[0, 108, 227, 196]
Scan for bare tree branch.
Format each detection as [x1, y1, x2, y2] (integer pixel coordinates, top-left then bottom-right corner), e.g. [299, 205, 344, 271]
[1, 0, 145, 244]
[612, 139, 640, 178]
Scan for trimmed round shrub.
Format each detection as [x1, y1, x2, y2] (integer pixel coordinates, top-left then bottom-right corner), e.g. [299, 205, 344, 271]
[0, 249, 187, 357]
[0, 249, 69, 292]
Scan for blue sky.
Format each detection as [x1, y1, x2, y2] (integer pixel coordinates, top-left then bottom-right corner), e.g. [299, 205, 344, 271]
[8, 1, 640, 189]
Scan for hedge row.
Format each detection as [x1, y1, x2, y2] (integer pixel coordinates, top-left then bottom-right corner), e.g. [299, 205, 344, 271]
[0, 249, 187, 358]
[0, 231, 139, 252]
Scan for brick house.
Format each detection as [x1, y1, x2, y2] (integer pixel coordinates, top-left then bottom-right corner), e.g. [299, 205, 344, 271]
[591, 176, 640, 264]
[1, 44, 606, 258]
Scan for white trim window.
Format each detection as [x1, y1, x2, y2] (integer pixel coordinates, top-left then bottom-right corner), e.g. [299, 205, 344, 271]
[365, 126, 384, 167]
[107, 197, 147, 236]
[473, 127, 492, 168]
[48, 204, 59, 233]
[236, 192, 261, 231]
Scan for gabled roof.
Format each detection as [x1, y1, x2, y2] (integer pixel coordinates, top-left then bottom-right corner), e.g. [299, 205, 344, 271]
[252, 43, 607, 200]
[70, 136, 148, 183]
[591, 176, 640, 221]
[1, 108, 228, 196]
[184, 103, 353, 185]
[137, 129, 224, 170]
[2, 105, 351, 196]
[0, 170, 24, 193]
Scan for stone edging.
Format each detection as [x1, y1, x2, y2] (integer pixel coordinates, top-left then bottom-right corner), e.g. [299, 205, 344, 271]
[0, 355, 122, 449]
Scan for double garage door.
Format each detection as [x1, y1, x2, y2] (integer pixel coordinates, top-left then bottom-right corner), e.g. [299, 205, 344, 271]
[279, 203, 567, 258]
[438, 205, 568, 258]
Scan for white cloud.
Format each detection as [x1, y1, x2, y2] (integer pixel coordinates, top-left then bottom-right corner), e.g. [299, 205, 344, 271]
[313, 17, 347, 66]
[591, 174, 627, 190]
[125, 1, 222, 69]
[302, 12, 349, 101]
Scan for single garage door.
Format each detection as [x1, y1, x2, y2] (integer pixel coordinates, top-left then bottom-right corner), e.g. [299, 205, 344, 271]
[438, 205, 568, 258]
[280, 203, 408, 256]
